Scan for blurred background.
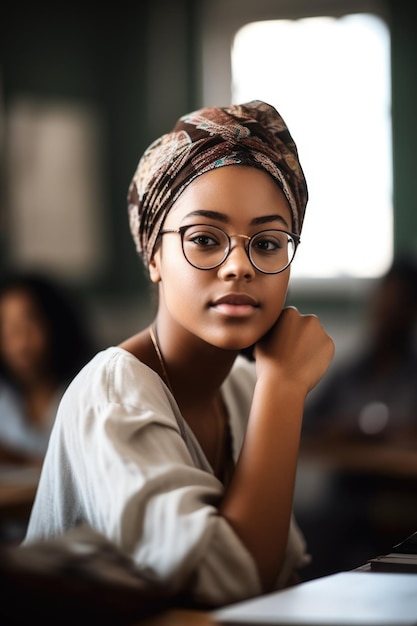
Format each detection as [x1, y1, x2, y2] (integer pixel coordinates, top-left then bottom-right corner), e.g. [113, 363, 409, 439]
[1, 0, 417, 571]
[2, 0, 416, 348]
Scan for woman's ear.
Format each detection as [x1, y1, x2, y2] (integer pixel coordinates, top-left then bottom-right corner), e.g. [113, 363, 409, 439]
[149, 252, 161, 283]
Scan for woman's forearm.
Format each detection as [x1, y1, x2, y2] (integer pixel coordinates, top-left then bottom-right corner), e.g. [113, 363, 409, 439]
[220, 376, 306, 590]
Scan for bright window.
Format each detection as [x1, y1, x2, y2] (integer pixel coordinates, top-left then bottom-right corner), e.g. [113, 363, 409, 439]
[232, 13, 392, 279]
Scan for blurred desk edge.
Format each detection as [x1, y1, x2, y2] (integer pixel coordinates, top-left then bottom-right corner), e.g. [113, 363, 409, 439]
[138, 608, 215, 626]
[0, 465, 39, 521]
[300, 439, 417, 478]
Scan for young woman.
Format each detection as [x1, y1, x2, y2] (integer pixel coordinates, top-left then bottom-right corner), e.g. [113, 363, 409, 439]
[24, 101, 334, 606]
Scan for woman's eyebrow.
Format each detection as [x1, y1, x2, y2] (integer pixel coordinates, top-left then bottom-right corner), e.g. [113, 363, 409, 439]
[184, 210, 229, 223]
[184, 210, 290, 228]
[251, 214, 290, 228]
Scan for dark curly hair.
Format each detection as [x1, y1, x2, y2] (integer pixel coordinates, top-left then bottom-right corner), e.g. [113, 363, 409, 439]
[0, 271, 96, 386]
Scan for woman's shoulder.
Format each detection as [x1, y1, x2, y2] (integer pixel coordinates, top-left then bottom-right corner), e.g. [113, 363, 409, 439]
[63, 346, 169, 410]
[76, 344, 154, 374]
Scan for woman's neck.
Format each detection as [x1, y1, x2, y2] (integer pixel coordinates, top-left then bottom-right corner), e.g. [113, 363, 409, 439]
[152, 320, 238, 407]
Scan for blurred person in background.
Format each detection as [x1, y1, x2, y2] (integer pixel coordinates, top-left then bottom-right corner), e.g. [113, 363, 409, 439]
[0, 270, 97, 467]
[303, 255, 417, 442]
[297, 255, 417, 578]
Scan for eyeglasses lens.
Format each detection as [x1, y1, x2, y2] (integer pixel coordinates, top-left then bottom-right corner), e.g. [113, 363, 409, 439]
[182, 225, 296, 273]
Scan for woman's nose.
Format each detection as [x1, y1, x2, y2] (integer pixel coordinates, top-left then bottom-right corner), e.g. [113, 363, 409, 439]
[217, 240, 255, 280]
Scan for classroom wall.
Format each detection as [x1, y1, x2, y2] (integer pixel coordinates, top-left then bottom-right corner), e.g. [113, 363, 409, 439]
[1, 0, 416, 349]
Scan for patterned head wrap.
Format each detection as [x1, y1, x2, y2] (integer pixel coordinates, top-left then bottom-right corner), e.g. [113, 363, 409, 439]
[127, 100, 308, 267]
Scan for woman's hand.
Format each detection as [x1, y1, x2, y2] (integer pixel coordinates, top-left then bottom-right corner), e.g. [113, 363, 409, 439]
[254, 306, 335, 395]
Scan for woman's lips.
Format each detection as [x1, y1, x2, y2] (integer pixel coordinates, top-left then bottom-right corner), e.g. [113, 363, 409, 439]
[211, 294, 259, 317]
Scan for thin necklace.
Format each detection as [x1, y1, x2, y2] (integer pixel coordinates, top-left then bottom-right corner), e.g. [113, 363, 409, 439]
[148, 323, 228, 480]
[149, 323, 174, 395]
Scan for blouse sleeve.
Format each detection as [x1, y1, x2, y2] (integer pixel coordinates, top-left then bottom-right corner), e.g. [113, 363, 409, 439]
[25, 348, 261, 607]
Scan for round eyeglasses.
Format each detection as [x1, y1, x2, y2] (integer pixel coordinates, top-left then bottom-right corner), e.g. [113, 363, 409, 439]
[159, 224, 300, 274]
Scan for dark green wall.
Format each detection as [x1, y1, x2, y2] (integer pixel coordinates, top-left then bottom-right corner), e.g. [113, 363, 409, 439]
[1, 0, 199, 300]
[390, 0, 417, 256]
[1, 0, 416, 304]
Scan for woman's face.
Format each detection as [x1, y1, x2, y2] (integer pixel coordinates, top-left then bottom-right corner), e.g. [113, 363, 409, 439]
[0, 288, 51, 384]
[149, 165, 294, 350]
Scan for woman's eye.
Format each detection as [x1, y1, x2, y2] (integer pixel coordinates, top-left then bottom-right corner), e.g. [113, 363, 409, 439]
[253, 237, 281, 252]
[189, 232, 219, 246]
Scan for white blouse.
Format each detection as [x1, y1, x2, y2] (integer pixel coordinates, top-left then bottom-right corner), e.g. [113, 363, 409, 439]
[24, 347, 308, 606]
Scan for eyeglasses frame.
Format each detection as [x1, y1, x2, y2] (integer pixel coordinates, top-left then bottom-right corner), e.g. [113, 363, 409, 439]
[158, 223, 301, 275]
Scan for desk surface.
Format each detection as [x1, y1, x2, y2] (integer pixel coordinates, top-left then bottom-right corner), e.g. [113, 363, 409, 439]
[212, 571, 417, 625]
[135, 566, 416, 626]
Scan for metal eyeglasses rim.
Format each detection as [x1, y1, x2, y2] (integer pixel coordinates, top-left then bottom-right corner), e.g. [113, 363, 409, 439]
[158, 224, 301, 275]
